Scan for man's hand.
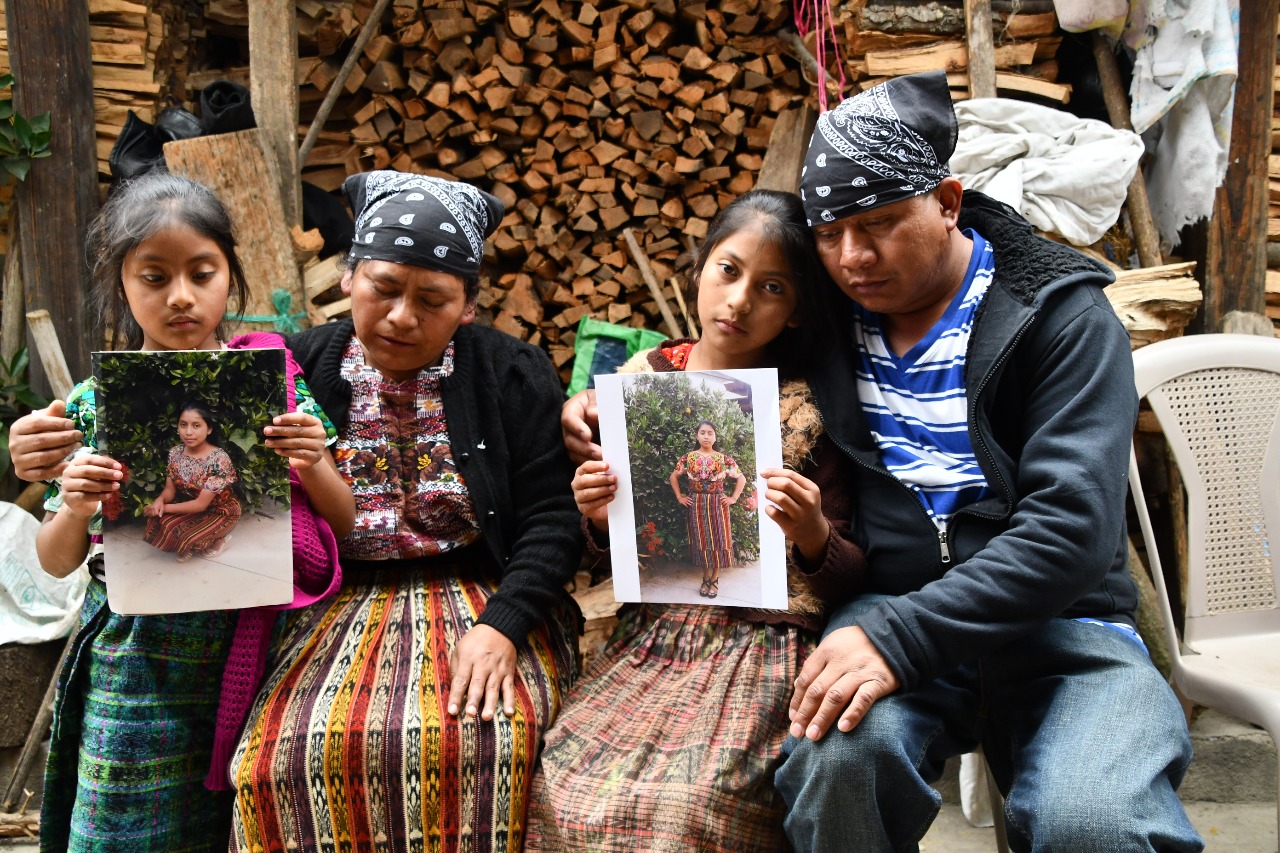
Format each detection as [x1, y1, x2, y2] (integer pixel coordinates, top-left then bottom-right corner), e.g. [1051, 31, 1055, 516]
[447, 624, 519, 721]
[9, 401, 84, 481]
[788, 625, 900, 740]
[561, 389, 601, 465]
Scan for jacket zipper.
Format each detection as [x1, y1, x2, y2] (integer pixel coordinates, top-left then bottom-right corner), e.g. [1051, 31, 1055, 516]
[812, 309, 1036, 567]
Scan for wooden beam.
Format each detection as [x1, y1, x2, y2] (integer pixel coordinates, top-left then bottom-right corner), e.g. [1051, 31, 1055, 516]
[754, 103, 816, 193]
[964, 0, 997, 99]
[1091, 33, 1162, 268]
[7, 0, 97, 388]
[1204, 0, 1279, 329]
[250, 0, 301, 227]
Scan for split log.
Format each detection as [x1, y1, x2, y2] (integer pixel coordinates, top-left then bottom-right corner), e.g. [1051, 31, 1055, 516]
[1104, 262, 1203, 349]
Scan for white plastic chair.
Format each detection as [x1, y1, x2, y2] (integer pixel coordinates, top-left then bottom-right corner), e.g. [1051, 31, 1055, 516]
[1128, 333, 1280, 840]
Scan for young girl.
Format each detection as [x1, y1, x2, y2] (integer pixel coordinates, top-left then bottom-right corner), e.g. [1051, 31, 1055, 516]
[11, 172, 355, 852]
[525, 190, 867, 851]
[142, 403, 241, 562]
[669, 419, 746, 597]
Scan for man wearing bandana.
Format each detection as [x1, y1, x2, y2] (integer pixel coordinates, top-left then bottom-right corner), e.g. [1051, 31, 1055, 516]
[777, 72, 1202, 851]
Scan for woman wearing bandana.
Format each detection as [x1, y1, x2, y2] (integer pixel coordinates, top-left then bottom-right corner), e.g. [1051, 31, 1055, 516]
[228, 171, 582, 852]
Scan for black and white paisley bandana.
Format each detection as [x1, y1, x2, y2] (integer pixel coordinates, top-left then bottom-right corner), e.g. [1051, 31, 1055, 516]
[801, 71, 957, 226]
[343, 170, 504, 279]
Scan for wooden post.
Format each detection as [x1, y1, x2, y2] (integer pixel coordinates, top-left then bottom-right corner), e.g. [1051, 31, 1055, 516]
[964, 0, 997, 99]
[25, 310, 75, 400]
[1, 212, 23, 364]
[1203, 0, 1279, 329]
[1091, 33, 1162, 269]
[6, 0, 97, 387]
[250, 0, 301, 228]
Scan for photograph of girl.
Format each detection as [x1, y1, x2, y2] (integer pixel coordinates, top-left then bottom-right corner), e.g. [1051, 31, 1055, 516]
[142, 402, 240, 562]
[670, 419, 744, 598]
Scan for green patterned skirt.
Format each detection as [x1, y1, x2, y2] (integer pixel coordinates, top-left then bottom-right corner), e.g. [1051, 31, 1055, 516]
[41, 578, 238, 852]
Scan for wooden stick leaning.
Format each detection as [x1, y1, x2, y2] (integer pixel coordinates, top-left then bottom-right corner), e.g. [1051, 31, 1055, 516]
[297, 0, 395, 166]
[623, 227, 685, 339]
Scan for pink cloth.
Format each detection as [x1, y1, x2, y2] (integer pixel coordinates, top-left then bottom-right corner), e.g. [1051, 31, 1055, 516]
[204, 332, 343, 790]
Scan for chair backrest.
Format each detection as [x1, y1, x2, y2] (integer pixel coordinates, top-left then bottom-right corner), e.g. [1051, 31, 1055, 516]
[1129, 334, 1280, 650]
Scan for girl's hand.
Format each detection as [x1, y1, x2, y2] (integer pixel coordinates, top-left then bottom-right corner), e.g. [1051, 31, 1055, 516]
[447, 624, 518, 722]
[59, 455, 124, 518]
[572, 460, 616, 529]
[761, 467, 830, 562]
[720, 494, 737, 508]
[9, 401, 84, 481]
[142, 499, 166, 518]
[677, 494, 692, 507]
[264, 412, 327, 470]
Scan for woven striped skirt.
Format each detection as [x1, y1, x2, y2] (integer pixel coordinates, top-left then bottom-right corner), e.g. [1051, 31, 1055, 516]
[230, 557, 577, 853]
[41, 578, 238, 853]
[687, 492, 733, 568]
[525, 604, 815, 853]
[143, 504, 240, 557]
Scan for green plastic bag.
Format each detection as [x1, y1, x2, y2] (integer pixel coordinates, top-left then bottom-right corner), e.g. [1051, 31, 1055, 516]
[565, 316, 667, 397]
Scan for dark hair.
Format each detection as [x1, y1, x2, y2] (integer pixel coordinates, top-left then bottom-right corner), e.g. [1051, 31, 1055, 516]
[684, 189, 838, 372]
[693, 419, 722, 452]
[346, 256, 482, 303]
[89, 172, 250, 349]
[176, 401, 221, 447]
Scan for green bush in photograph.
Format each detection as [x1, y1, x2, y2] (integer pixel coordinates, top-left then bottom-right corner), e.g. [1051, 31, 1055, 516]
[94, 349, 289, 518]
[623, 372, 759, 565]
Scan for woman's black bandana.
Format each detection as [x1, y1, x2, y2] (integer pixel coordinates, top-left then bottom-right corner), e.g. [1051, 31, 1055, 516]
[343, 170, 504, 279]
[801, 71, 958, 226]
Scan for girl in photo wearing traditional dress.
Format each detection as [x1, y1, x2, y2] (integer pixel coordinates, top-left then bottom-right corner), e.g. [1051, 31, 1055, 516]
[228, 171, 581, 853]
[142, 403, 241, 562]
[527, 190, 867, 852]
[669, 418, 746, 597]
[8, 172, 354, 853]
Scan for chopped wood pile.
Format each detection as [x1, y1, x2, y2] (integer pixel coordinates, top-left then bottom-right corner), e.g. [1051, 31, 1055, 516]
[0, 0, 193, 178]
[178, 0, 816, 381]
[831, 0, 1070, 103]
[1268, 11, 1280, 335]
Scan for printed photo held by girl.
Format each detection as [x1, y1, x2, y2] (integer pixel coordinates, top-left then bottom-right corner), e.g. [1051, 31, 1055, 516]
[228, 171, 582, 853]
[6, 171, 354, 853]
[527, 189, 868, 852]
[141, 402, 241, 562]
[669, 418, 745, 597]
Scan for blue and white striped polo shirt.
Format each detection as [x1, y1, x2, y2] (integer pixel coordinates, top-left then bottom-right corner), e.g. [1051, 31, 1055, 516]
[852, 229, 995, 532]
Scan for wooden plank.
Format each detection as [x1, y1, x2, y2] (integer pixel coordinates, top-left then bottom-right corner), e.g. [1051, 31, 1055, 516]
[964, 0, 997, 99]
[250, 0, 300, 227]
[754, 103, 816, 193]
[164, 130, 306, 332]
[1204, 0, 1279, 328]
[9, 0, 98, 385]
[865, 40, 1036, 77]
[25, 310, 75, 399]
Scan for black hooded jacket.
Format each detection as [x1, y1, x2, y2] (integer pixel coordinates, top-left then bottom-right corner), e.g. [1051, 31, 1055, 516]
[806, 191, 1140, 690]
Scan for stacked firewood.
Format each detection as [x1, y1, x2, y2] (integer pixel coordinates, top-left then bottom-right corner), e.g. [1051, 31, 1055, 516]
[830, 0, 1068, 102]
[181, 0, 809, 381]
[0, 0, 192, 178]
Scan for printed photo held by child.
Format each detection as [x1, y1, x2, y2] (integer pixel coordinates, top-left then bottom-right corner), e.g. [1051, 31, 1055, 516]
[527, 190, 868, 852]
[7, 172, 354, 853]
[141, 403, 241, 562]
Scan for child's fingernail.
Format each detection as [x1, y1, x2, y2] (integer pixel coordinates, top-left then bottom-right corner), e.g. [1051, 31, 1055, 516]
[467, 705, 477, 715]
[789, 722, 804, 738]
[448, 703, 457, 715]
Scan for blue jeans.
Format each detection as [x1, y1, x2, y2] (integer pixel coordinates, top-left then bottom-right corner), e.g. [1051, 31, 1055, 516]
[774, 594, 1203, 853]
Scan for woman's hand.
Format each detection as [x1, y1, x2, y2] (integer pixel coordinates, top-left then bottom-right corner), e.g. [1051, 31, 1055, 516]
[9, 401, 84, 481]
[572, 460, 616, 529]
[264, 412, 328, 470]
[677, 494, 692, 507]
[761, 467, 830, 563]
[142, 499, 166, 518]
[59, 454, 124, 518]
[720, 494, 737, 508]
[447, 624, 519, 722]
[561, 389, 600, 465]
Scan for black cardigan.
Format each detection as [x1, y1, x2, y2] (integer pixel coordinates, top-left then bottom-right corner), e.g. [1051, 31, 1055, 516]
[288, 319, 583, 644]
